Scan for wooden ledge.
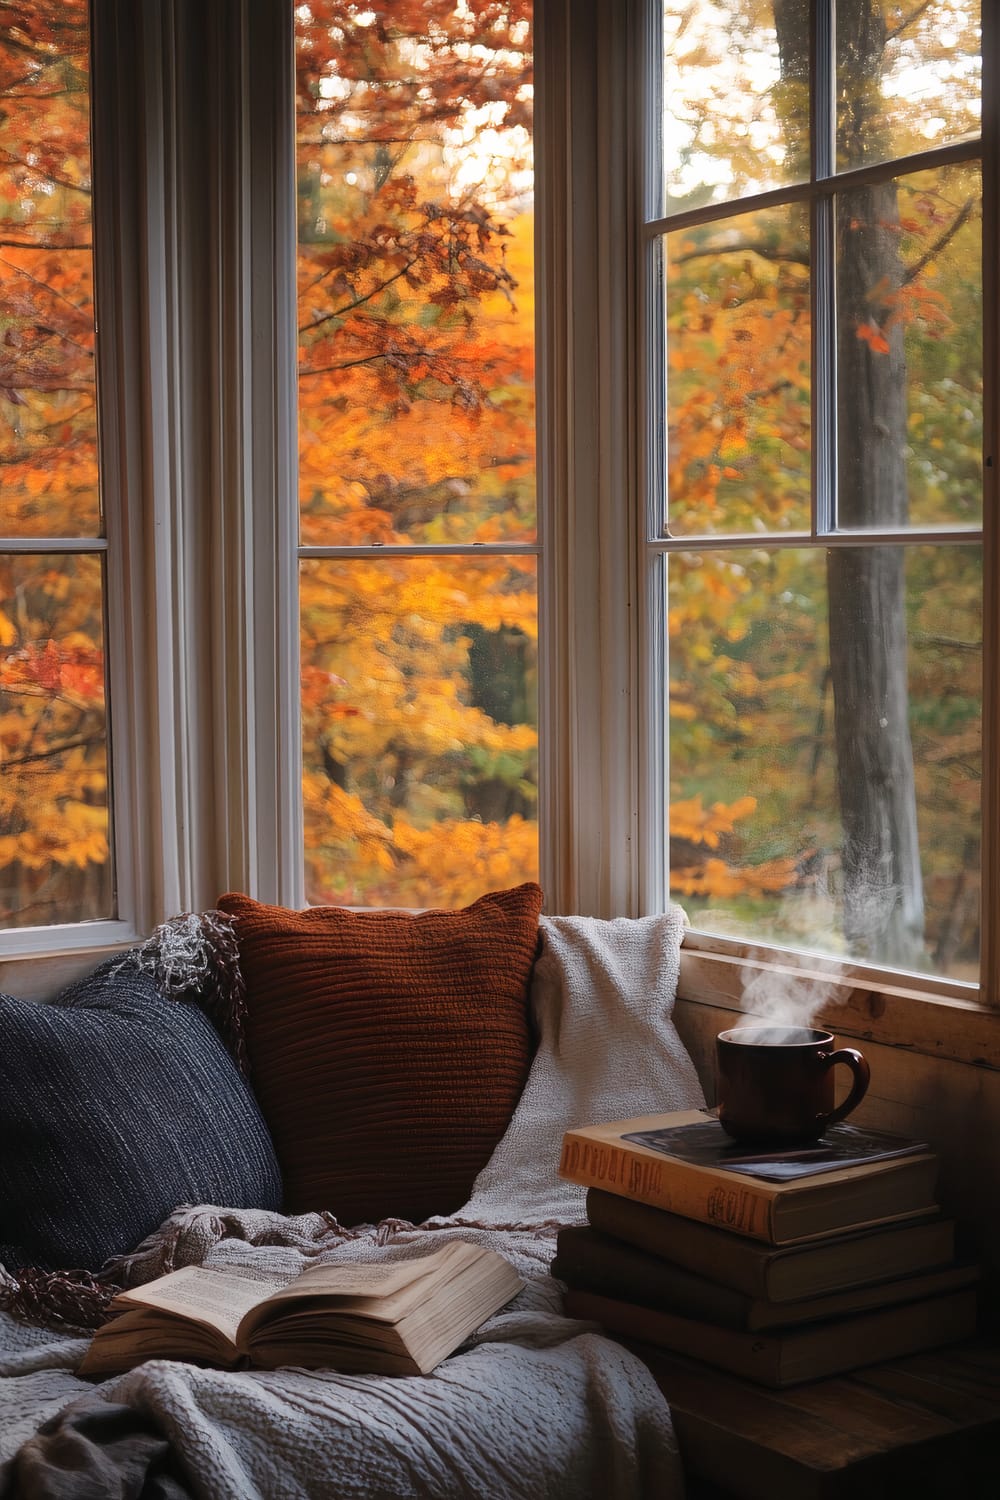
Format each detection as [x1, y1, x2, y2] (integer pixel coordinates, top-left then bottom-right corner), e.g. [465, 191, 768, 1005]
[637, 1339, 1000, 1500]
[678, 948, 1000, 1072]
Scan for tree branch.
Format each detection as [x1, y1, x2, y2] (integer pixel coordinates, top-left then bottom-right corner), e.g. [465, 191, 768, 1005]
[902, 198, 975, 287]
[885, 1, 935, 43]
[2, 732, 105, 770]
[298, 257, 419, 335]
[918, 633, 980, 654]
[0, 236, 91, 252]
[670, 237, 810, 269]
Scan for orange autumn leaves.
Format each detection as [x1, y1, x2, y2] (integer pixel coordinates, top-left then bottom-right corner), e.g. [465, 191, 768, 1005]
[295, 3, 538, 907]
[2, 2, 978, 932]
[0, 1, 111, 925]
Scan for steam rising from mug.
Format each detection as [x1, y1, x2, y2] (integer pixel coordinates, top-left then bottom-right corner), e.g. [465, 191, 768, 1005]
[740, 956, 837, 1032]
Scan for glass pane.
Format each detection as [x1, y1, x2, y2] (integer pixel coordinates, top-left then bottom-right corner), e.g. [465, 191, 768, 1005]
[301, 555, 538, 909]
[295, 5, 535, 545]
[661, 0, 810, 214]
[0, 554, 112, 926]
[837, 164, 982, 529]
[837, 1, 981, 174]
[664, 204, 811, 537]
[667, 544, 981, 981]
[0, 3, 101, 538]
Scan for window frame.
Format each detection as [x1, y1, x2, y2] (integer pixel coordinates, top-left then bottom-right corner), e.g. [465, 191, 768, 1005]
[0, 0, 302, 975]
[628, 0, 1000, 1019]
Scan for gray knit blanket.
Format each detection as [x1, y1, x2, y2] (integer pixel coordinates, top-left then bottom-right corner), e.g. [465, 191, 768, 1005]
[0, 911, 703, 1499]
[0, 1210, 684, 1499]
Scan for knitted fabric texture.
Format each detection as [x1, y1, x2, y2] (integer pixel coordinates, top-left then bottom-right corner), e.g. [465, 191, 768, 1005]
[0, 913, 278, 1331]
[445, 910, 707, 1226]
[217, 884, 544, 1224]
[113, 909, 250, 1075]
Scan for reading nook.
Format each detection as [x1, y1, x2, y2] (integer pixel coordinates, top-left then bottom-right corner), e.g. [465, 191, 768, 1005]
[1, 893, 997, 1499]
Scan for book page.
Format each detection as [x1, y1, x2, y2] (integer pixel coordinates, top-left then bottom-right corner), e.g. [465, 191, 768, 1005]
[239, 1242, 490, 1341]
[117, 1266, 288, 1346]
[268, 1242, 484, 1306]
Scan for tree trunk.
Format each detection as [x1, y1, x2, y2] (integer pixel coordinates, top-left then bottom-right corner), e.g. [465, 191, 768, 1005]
[829, 0, 925, 967]
[830, 174, 925, 965]
[775, 0, 926, 965]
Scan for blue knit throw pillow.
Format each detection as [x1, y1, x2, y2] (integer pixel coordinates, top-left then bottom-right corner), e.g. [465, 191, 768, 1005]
[0, 956, 283, 1274]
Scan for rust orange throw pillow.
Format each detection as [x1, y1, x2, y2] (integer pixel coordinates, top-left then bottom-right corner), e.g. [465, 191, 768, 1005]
[217, 884, 543, 1224]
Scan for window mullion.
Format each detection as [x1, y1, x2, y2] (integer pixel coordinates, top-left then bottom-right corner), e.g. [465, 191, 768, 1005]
[979, 0, 1000, 1005]
[813, 194, 837, 536]
[639, 0, 667, 914]
[813, 0, 836, 537]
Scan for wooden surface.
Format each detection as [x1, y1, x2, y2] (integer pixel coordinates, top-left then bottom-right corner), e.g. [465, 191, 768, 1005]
[642, 1339, 1000, 1500]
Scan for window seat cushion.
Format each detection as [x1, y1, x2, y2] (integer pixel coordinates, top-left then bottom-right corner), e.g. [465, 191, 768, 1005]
[0, 956, 283, 1274]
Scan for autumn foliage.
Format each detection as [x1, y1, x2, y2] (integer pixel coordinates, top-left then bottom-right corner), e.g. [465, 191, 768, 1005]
[0, 1, 109, 927]
[294, 1, 538, 907]
[0, 1, 985, 978]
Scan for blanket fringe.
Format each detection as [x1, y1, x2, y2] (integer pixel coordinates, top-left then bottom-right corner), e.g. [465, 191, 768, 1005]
[0, 1264, 119, 1333]
[433, 1216, 568, 1238]
[114, 909, 250, 1075]
[0, 1206, 548, 1335]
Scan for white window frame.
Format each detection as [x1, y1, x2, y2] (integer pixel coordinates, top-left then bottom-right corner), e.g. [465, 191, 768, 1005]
[0, 0, 303, 982]
[4, 0, 999, 1072]
[616, 0, 1000, 1052]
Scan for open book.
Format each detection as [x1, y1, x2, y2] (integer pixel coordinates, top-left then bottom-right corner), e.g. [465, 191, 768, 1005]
[78, 1240, 523, 1378]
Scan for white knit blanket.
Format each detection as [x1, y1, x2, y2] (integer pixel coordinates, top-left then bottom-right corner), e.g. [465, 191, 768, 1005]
[0, 911, 705, 1499]
[454, 912, 707, 1225]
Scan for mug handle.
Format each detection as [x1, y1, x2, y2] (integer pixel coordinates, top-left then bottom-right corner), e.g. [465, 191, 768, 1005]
[817, 1047, 871, 1130]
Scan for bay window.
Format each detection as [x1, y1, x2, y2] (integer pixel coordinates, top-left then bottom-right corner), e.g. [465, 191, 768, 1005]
[1, 0, 997, 1043]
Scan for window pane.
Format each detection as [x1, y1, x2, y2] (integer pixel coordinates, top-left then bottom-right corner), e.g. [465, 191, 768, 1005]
[295, 5, 534, 546]
[666, 545, 981, 980]
[836, 164, 982, 529]
[661, 0, 810, 214]
[664, 204, 811, 537]
[301, 555, 537, 909]
[837, 1, 980, 175]
[0, 553, 111, 927]
[0, 3, 101, 539]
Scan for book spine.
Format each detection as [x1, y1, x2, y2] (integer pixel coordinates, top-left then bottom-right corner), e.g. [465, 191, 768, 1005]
[585, 1191, 770, 1297]
[553, 1232, 754, 1330]
[563, 1289, 781, 1384]
[560, 1134, 776, 1242]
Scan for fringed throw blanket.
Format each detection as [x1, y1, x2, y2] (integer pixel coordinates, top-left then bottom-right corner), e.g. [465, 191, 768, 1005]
[0, 1209, 684, 1500]
[0, 909, 703, 1499]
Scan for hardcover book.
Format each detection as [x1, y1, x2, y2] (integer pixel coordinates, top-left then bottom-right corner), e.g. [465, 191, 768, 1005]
[563, 1283, 979, 1387]
[553, 1224, 974, 1332]
[559, 1110, 939, 1244]
[78, 1240, 522, 1378]
[584, 1190, 955, 1300]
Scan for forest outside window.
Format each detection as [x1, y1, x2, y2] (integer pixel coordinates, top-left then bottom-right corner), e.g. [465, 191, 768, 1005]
[647, 1, 984, 989]
[293, 3, 538, 910]
[0, 3, 114, 934]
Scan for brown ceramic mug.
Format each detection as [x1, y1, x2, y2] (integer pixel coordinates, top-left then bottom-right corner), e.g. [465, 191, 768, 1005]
[716, 1025, 871, 1144]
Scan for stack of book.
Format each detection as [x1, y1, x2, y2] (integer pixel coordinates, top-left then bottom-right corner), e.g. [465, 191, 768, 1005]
[555, 1107, 979, 1387]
